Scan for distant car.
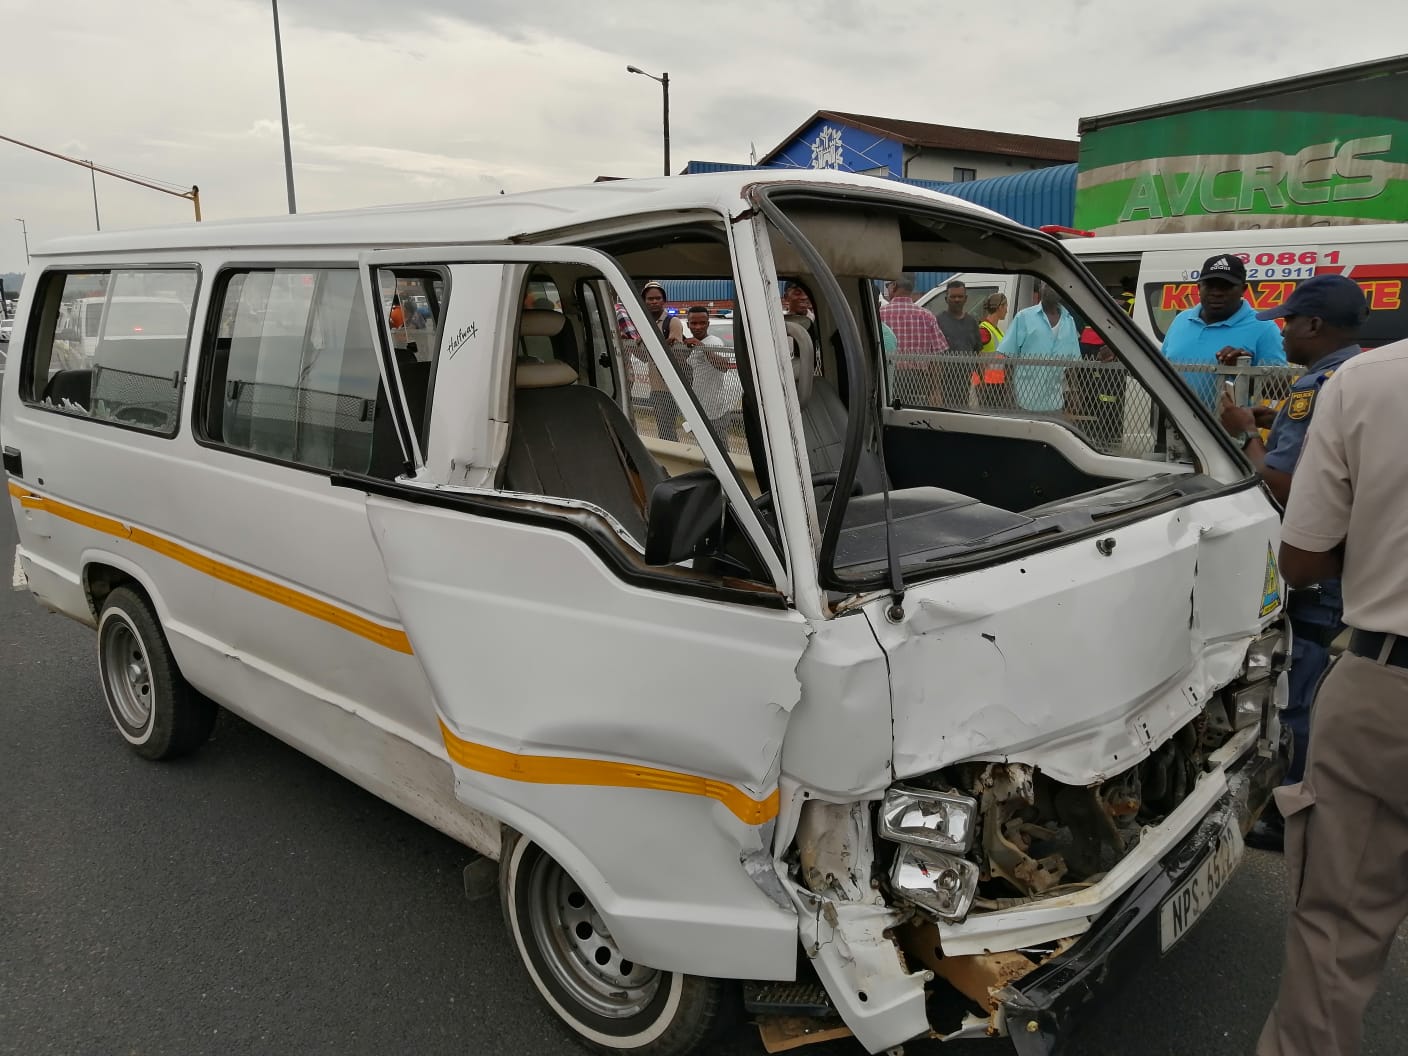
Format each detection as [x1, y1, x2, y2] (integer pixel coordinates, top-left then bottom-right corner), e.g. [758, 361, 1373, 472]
[708, 318, 733, 346]
[0, 317, 12, 344]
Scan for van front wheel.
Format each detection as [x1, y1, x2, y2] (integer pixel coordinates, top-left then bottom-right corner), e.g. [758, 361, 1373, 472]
[500, 831, 723, 1055]
[97, 587, 216, 760]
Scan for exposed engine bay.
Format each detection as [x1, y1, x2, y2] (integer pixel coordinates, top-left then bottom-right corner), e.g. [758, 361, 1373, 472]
[904, 693, 1236, 908]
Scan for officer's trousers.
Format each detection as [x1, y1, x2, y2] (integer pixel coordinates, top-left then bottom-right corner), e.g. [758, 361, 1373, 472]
[1284, 627, 1334, 784]
[1256, 651, 1408, 1056]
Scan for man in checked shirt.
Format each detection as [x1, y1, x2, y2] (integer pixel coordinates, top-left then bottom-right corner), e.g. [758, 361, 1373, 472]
[879, 274, 949, 408]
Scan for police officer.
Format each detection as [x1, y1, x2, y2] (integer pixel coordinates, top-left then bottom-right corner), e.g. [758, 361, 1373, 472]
[1217, 274, 1368, 851]
[1255, 333, 1408, 1056]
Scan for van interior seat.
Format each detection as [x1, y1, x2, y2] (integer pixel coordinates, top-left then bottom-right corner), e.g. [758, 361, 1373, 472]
[43, 369, 94, 412]
[788, 321, 889, 494]
[503, 351, 666, 543]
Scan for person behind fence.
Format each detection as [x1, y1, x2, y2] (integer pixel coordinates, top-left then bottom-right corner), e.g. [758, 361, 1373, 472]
[934, 279, 982, 406]
[639, 281, 684, 441]
[1216, 275, 1367, 853]
[1253, 334, 1408, 1056]
[878, 274, 948, 408]
[998, 281, 1080, 416]
[682, 306, 742, 443]
[973, 292, 1010, 408]
[1160, 253, 1286, 408]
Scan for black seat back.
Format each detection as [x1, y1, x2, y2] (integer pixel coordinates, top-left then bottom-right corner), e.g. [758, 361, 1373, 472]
[504, 376, 665, 542]
[800, 377, 889, 493]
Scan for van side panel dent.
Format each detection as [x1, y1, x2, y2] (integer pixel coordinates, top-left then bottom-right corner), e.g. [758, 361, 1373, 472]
[784, 613, 893, 797]
[364, 494, 809, 979]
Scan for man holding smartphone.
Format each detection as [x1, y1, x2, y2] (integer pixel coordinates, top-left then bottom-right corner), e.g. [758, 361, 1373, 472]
[1218, 274, 1368, 851]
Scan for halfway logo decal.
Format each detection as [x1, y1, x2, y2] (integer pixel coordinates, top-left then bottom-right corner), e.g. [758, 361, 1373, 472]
[1260, 544, 1282, 618]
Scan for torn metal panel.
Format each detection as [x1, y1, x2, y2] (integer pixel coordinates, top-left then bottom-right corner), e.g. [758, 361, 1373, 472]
[870, 489, 1279, 787]
[795, 800, 884, 905]
[793, 893, 932, 1055]
[756, 1017, 854, 1053]
[783, 612, 893, 797]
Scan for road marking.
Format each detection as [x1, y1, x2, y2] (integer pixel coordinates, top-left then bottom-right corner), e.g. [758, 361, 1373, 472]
[11, 546, 26, 590]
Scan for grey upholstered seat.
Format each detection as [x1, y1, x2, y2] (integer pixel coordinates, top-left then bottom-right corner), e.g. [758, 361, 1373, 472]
[503, 357, 666, 542]
[788, 321, 888, 494]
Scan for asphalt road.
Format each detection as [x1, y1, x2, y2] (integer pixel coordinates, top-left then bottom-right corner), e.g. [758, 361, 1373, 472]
[4, 487, 1408, 1056]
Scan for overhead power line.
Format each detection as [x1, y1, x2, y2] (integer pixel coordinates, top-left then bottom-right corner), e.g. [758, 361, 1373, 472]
[0, 133, 202, 221]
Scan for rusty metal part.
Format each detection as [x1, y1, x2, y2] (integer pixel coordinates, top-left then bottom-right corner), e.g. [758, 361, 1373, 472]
[755, 1016, 854, 1053]
[897, 921, 1028, 1016]
[977, 763, 1071, 896]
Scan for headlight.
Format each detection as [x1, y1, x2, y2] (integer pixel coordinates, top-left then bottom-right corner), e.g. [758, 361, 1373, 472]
[1243, 628, 1286, 682]
[1231, 680, 1273, 730]
[879, 785, 977, 853]
[890, 845, 980, 922]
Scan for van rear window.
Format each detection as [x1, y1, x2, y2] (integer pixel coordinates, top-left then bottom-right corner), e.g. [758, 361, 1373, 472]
[22, 269, 199, 437]
[197, 267, 382, 474]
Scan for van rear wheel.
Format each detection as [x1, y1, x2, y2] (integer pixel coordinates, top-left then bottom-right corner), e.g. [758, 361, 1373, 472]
[97, 587, 216, 760]
[499, 831, 723, 1055]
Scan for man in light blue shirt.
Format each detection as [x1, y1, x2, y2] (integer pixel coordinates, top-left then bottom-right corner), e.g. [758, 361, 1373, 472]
[999, 282, 1081, 413]
[1161, 253, 1287, 407]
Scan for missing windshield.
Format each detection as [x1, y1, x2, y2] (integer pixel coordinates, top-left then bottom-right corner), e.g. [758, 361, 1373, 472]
[755, 188, 1226, 594]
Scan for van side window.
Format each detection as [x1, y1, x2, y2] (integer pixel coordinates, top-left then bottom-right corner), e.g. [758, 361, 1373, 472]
[22, 268, 198, 436]
[200, 268, 380, 473]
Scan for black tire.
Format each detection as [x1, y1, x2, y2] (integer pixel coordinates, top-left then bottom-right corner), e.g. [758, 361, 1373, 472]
[499, 830, 724, 1056]
[96, 586, 217, 760]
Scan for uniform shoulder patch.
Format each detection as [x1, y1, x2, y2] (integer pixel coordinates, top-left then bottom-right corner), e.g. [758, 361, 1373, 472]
[1260, 544, 1282, 617]
[1288, 390, 1314, 420]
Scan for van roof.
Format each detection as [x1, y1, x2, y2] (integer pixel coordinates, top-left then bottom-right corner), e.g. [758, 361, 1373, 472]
[1067, 223, 1408, 258]
[33, 170, 1008, 260]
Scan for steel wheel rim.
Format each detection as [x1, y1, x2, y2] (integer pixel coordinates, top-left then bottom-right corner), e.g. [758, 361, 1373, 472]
[103, 620, 153, 730]
[525, 851, 662, 1019]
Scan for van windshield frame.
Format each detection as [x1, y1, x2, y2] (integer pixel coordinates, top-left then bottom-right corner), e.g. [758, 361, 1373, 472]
[750, 184, 1258, 595]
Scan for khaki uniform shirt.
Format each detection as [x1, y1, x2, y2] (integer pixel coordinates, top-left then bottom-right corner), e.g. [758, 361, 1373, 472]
[1281, 339, 1408, 637]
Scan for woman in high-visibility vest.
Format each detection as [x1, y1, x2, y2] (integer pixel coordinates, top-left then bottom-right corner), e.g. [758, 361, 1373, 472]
[974, 292, 1010, 408]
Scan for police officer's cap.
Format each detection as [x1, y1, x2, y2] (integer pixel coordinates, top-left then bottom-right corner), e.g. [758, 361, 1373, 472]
[1255, 274, 1368, 328]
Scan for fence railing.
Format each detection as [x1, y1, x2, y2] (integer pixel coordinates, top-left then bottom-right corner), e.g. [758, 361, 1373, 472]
[884, 352, 1303, 460]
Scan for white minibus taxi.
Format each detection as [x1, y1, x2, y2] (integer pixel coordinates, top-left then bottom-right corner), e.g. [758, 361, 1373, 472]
[2, 171, 1287, 1056]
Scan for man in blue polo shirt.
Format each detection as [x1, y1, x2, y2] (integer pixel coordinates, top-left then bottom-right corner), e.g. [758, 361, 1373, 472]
[1162, 253, 1286, 407]
[1217, 274, 1367, 853]
[999, 281, 1081, 414]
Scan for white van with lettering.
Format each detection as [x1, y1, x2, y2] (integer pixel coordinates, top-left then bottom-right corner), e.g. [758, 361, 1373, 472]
[3, 171, 1287, 1055]
[921, 222, 1408, 350]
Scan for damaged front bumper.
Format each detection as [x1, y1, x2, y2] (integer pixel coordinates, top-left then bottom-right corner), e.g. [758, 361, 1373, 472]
[992, 737, 1283, 1055]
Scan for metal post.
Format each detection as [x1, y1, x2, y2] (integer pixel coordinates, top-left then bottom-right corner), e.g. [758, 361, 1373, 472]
[626, 66, 671, 178]
[15, 218, 29, 264]
[661, 72, 670, 177]
[271, 0, 298, 214]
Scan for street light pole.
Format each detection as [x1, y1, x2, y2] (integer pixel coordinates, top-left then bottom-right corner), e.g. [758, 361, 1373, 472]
[16, 218, 29, 264]
[626, 65, 671, 177]
[271, 0, 298, 214]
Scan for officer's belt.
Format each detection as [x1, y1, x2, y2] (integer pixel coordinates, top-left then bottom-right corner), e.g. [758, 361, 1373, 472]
[1349, 630, 1408, 669]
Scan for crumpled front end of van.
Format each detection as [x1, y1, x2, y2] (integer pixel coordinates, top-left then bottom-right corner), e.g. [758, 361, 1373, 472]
[777, 486, 1288, 1053]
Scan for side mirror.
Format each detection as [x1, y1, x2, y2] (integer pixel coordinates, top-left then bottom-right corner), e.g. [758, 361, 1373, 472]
[644, 469, 724, 566]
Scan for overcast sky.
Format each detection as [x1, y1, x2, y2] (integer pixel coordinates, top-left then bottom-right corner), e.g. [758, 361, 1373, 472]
[2, 0, 1406, 273]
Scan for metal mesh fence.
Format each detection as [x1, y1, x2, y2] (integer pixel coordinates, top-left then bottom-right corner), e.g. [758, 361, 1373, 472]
[885, 352, 1303, 459]
[625, 339, 752, 457]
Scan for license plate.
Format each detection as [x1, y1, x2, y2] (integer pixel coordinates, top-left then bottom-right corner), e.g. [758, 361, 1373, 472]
[1158, 817, 1244, 953]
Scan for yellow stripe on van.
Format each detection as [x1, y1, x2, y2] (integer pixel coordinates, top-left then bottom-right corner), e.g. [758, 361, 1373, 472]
[438, 720, 781, 826]
[7, 481, 413, 654]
